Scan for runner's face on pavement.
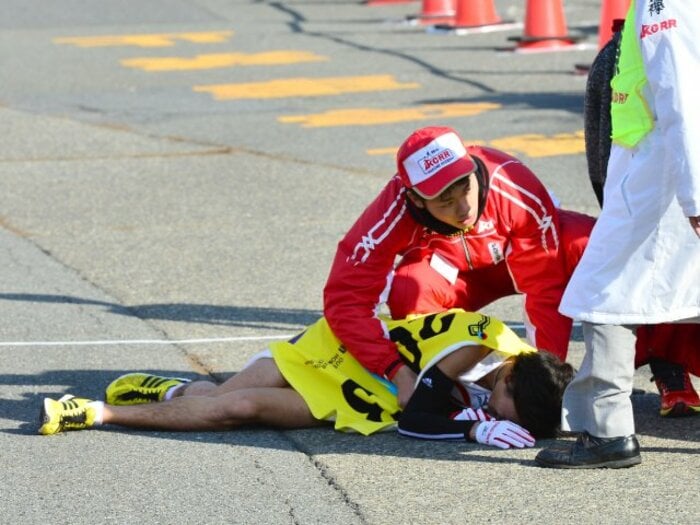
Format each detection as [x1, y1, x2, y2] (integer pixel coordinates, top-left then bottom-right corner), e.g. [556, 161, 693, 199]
[422, 173, 479, 230]
[487, 375, 520, 424]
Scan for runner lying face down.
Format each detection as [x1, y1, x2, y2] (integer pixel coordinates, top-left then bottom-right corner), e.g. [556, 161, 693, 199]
[39, 309, 574, 450]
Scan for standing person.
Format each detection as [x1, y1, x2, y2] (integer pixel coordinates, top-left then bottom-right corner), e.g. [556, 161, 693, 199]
[536, 0, 700, 469]
[584, 18, 700, 418]
[38, 309, 574, 448]
[324, 126, 593, 407]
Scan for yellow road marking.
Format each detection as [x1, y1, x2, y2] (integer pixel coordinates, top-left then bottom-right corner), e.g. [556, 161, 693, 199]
[194, 75, 420, 100]
[53, 31, 234, 48]
[368, 132, 584, 158]
[490, 131, 585, 157]
[367, 147, 399, 156]
[367, 141, 487, 156]
[278, 103, 501, 127]
[122, 51, 328, 71]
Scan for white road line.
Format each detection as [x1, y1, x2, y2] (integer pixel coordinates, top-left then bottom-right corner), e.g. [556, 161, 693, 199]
[0, 322, 578, 348]
[0, 334, 294, 347]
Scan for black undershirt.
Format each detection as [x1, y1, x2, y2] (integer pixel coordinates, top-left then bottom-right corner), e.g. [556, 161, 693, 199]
[397, 366, 478, 441]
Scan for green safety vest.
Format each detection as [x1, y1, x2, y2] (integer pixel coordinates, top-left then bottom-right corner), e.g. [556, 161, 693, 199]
[611, 0, 655, 147]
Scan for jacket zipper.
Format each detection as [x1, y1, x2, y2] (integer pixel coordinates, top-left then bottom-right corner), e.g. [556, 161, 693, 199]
[460, 234, 474, 270]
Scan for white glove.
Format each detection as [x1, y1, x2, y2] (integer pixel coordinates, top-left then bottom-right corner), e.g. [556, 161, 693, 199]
[474, 420, 535, 449]
[451, 408, 493, 422]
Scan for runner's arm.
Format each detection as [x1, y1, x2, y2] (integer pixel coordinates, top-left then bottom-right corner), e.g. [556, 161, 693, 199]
[397, 366, 479, 441]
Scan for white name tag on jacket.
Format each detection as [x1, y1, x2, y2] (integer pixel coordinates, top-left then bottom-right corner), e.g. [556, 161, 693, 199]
[429, 252, 459, 285]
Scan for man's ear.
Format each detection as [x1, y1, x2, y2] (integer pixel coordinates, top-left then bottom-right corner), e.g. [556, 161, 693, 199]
[406, 190, 425, 209]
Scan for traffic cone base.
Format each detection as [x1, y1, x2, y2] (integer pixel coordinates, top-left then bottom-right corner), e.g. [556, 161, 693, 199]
[431, 20, 520, 34]
[429, 0, 517, 33]
[407, 14, 456, 26]
[508, 35, 583, 53]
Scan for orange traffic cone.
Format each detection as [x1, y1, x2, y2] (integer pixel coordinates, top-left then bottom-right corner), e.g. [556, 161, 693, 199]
[433, 0, 516, 32]
[597, 0, 630, 48]
[508, 0, 582, 52]
[407, 0, 456, 26]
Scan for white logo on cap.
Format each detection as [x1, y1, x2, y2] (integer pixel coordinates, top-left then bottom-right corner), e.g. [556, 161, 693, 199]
[403, 132, 467, 187]
[420, 148, 455, 175]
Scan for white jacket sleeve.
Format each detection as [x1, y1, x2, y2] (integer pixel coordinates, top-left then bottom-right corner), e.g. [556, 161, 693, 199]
[640, 0, 700, 217]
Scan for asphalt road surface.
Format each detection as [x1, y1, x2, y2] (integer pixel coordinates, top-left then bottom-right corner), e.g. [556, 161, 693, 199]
[1, 1, 698, 524]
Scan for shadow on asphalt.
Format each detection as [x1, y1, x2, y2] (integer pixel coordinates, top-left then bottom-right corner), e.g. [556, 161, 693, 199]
[4, 370, 698, 457]
[0, 292, 582, 341]
[0, 292, 320, 331]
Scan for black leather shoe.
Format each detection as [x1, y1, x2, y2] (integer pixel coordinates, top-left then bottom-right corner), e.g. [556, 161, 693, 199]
[535, 432, 641, 469]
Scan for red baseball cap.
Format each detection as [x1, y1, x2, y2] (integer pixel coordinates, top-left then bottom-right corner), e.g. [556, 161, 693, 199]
[396, 126, 477, 199]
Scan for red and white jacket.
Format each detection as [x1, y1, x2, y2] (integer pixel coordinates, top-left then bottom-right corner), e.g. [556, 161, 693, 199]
[324, 146, 591, 377]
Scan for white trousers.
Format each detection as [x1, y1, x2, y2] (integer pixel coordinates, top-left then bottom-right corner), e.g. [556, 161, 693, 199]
[561, 322, 637, 437]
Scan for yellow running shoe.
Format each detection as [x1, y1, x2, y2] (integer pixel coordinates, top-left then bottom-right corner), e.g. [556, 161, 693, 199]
[105, 373, 189, 405]
[39, 395, 97, 435]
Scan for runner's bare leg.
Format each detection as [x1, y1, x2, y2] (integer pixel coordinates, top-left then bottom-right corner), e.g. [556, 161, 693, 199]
[104, 385, 322, 431]
[175, 358, 287, 397]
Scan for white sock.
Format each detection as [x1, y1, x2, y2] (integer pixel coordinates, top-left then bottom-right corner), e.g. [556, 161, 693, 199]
[163, 382, 188, 401]
[88, 401, 105, 425]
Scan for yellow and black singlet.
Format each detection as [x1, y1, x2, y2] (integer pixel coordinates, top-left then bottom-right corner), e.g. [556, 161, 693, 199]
[269, 309, 535, 435]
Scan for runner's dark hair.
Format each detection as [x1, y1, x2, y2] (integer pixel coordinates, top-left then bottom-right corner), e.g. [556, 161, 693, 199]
[510, 352, 575, 438]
